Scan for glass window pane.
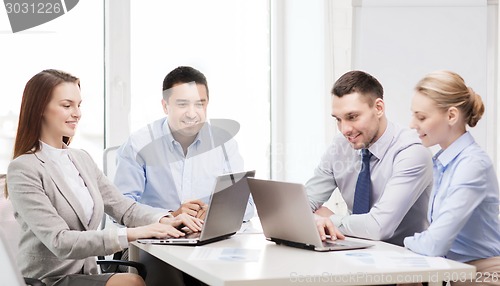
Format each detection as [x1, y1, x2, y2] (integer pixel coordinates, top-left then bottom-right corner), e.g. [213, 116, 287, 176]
[0, 1, 104, 172]
[130, 0, 270, 177]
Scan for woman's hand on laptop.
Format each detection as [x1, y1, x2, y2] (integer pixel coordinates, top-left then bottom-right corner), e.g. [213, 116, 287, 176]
[127, 223, 186, 241]
[172, 199, 208, 218]
[165, 213, 204, 233]
[314, 214, 345, 241]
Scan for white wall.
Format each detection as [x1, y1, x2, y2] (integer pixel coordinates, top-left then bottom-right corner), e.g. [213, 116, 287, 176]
[105, 0, 271, 178]
[352, 0, 498, 163]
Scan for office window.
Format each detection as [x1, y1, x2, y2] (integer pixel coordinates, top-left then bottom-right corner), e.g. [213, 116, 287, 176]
[0, 2, 104, 172]
[129, 0, 271, 177]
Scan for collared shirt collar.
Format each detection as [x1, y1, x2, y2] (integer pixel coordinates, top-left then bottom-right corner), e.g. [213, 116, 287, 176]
[40, 141, 69, 162]
[365, 121, 395, 160]
[162, 118, 208, 152]
[433, 132, 474, 168]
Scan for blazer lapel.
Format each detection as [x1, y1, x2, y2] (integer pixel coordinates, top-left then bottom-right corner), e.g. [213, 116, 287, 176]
[36, 151, 90, 230]
[68, 150, 104, 230]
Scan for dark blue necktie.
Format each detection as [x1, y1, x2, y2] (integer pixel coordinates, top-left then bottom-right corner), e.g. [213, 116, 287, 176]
[353, 149, 372, 214]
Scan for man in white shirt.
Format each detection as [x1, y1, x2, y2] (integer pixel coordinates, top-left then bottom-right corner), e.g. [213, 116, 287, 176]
[307, 70, 433, 246]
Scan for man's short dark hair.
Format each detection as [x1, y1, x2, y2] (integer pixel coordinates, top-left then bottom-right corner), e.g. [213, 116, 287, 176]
[162, 66, 209, 101]
[332, 70, 383, 106]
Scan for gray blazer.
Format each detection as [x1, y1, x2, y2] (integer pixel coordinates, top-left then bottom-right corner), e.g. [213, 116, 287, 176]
[7, 148, 167, 285]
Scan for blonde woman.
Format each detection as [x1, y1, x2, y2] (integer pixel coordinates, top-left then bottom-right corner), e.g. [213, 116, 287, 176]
[405, 70, 500, 285]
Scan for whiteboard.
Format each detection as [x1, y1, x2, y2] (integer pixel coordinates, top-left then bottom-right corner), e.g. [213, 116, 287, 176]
[351, 0, 495, 159]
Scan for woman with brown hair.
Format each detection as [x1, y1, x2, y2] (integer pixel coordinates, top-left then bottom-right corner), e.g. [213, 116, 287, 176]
[6, 69, 203, 286]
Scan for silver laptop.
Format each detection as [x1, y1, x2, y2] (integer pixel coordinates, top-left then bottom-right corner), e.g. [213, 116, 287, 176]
[247, 178, 373, 252]
[138, 170, 255, 246]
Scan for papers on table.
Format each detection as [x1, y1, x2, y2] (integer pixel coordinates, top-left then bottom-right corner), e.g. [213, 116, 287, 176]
[343, 251, 451, 269]
[189, 247, 261, 262]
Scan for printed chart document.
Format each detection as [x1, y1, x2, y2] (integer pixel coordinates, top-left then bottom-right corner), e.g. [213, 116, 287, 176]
[343, 251, 451, 269]
[189, 247, 261, 262]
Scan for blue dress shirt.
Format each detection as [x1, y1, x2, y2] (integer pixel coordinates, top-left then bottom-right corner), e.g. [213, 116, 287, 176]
[404, 132, 500, 262]
[114, 117, 255, 221]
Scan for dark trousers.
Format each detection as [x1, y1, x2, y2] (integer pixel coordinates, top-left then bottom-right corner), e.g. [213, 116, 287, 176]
[139, 250, 206, 286]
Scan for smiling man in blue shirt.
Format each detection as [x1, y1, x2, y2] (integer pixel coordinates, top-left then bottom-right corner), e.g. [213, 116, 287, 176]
[114, 66, 255, 286]
[114, 66, 254, 221]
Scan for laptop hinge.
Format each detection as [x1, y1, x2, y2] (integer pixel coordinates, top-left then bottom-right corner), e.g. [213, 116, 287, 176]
[269, 237, 316, 250]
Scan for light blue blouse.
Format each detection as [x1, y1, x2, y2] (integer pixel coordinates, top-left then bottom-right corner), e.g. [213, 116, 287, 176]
[404, 132, 500, 262]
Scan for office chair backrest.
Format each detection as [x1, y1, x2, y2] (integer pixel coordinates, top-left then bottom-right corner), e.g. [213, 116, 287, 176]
[0, 174, 21, 260]
[100, 146, 121, 230]
[0, 214, 25, 286]
[103, 146, 120, 181]
[0, 174, 24, 285]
